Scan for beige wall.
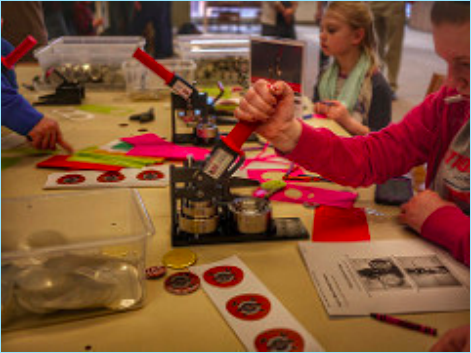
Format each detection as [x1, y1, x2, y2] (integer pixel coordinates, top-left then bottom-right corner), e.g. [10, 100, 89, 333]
[172, 1, 191, 27]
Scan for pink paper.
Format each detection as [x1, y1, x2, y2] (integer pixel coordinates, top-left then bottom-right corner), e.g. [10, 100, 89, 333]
[122, 133, 167, 146]
[247, 169, 357, 208]
[122, 133, 210, 161]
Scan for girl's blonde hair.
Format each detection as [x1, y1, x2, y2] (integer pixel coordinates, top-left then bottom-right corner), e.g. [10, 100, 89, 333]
[326, 2, 380, 74]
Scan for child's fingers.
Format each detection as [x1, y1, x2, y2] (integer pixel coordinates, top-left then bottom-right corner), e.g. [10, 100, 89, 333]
[234, 106, 265, 123]
[237, 98, 271, 122]
[244, 88, 276, 116]
[271, 80, 293, 100]
[253, 79, 278, 106]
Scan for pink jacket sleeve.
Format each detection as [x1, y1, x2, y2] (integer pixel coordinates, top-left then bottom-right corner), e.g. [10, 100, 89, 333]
[285, 91, 444, 187]
[422, 206, 470, 267]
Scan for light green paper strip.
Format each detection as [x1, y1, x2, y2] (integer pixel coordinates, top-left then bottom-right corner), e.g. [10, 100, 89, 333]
[78, 105, 134, 115]
[69, 147, 159, 168]
[2, 157, 22, 170]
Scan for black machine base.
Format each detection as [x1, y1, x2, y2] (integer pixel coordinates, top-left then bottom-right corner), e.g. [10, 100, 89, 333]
[172, 218, 309, 247]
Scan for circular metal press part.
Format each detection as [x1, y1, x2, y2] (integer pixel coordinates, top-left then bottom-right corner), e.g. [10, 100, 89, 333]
[196, 122, 218, 140]
[162, 249, 197, 270]
[229, 197, 272, 235]
[179, 214, 218, 235]
[182, 199, 217, 218]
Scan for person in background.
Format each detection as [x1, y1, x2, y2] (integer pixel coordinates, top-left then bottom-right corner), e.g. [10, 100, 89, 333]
[275, 1, 298, 39]
[369, 1, 407, 100]
[261, 1, 298, 39]
[1, 37, 73, 153]
[1, 1, 48, 62]
[131, 1, 173, 59]
[313, 2, 391, 135]
[73, 1, 104, 36]
[42, 1, 69, 40]
[235, 2, 469, 266]
[106, 2, 134, 35]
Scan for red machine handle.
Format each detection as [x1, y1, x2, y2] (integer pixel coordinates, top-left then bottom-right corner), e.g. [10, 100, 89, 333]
[222, 122, 258, 155]
[1, 35, 37, 69]
[133, 48, 174, 84]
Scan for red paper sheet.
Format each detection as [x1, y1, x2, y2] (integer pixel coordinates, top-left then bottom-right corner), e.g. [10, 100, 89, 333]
[312, 205, 370, 242]
[122, 133, 210, 161]
[37, 155, 122, 171]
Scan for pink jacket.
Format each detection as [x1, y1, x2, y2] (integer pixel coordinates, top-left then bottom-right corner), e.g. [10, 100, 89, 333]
[286, 86, 470, 266]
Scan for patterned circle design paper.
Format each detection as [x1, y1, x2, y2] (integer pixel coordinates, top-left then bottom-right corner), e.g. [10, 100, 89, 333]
[254, 328, 304, 352]
[57, 174, 86, 185]
[226, 293, 271, 321]
[136, 170, 164, 181]
[97, 171, 126, 183]
[165, 272, 200, 295]
[203, 266, 244, 288]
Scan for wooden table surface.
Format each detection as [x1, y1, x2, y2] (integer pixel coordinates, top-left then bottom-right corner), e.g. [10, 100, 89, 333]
[2, 64, 469, 352]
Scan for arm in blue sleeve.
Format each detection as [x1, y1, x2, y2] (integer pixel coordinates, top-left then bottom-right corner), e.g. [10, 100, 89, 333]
[2, 75, 43, 135]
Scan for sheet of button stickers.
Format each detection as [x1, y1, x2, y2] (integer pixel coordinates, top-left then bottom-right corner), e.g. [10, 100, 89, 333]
[43, 165, 169, 189]
[191, 256, 324, 352]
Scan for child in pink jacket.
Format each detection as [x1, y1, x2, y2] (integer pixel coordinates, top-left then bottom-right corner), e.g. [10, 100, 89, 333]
[235, 2, 469, 267]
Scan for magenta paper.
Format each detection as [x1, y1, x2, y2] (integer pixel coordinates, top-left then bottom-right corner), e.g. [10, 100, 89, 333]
[247, 169, 357, 208]
[122, 133, 210, 161]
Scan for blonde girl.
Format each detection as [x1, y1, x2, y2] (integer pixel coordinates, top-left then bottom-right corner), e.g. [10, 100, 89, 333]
[313, 2, 392, 135]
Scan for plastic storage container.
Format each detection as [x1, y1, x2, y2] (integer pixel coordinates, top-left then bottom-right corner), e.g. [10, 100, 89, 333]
[123, 58, 196, 100]
[1, 189, 154, 330]
[176, 34, 250, 87]
[33, 36, 146, 90]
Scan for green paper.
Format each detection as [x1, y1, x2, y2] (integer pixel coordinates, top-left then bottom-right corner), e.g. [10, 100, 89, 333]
[1, 157, 22, 170]
[78, 105, 134, 115]
[110, 141, 134, 152]
[200, 87, 232, 100]
[69, 147, 159, 168]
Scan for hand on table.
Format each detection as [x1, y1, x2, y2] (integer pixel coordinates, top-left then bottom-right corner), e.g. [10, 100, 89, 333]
[430, 325, 470, 352]
[234, 79, 302, 154]
[313, 100, 349, 123]
[313, 100, 369, 135]
[27, 116, 74, 153]
[399, 189, 455, 233]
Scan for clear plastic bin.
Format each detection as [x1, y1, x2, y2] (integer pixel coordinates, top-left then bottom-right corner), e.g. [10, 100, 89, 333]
[33, 36, 146, 90]
[123, 58, 196, 100]
[1, 189, 154, 330]
[176, 34, 250, 87]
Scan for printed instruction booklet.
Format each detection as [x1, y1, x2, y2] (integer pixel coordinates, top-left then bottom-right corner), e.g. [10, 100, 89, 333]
[299, 240, 470, 316]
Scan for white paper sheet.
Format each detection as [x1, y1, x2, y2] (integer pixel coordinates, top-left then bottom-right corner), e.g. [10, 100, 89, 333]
[299, 240, 470, 316]
[192, 256, 324, 352]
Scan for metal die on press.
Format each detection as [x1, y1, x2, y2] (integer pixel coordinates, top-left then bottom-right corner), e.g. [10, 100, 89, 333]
[179, 199, 219, 235]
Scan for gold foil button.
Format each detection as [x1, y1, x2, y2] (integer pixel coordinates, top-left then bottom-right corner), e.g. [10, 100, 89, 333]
[162, 249, 197, 270]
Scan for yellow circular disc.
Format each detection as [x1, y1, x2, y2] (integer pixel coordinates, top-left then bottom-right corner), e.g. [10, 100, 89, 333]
[162, 249, 197, 269]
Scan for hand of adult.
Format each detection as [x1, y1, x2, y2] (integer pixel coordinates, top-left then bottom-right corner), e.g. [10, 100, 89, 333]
[399, 189, 455, 233]
[430, 325, 470, 352]
[234, 79, 302, 153]
[27, 116, 73, 154]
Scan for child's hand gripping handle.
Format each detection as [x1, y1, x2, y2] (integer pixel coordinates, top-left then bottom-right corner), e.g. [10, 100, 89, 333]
[1, 35, 37, 69]
[203, 85, 280, 180]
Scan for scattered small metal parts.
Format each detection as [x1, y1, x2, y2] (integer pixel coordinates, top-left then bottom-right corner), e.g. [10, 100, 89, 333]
[129, 108, 155, 123]
[365, 208, 386, 217]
